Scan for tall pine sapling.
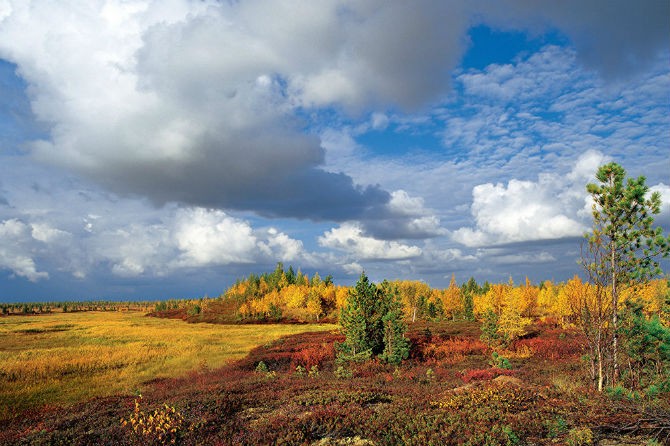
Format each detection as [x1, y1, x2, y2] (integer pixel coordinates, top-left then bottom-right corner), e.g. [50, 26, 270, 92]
[583, 162, 670, 389]
[480, 309, 500, 347]
[337, 288, 371, 363]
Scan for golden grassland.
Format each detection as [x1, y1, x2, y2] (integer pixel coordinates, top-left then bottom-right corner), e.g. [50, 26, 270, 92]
[0, 311, 336, 419]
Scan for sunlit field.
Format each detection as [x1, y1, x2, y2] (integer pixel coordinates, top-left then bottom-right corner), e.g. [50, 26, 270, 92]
[0, 311, 335, 419]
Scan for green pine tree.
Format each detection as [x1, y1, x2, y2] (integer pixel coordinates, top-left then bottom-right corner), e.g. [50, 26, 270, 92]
[337, 273, 410, 364]
[379, 282, 410, 365]
[619, 300, 670, 391]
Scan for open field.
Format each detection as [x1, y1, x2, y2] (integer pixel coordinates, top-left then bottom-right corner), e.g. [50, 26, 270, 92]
[0, 311, 336, 419]
[1, 318, 668, 445]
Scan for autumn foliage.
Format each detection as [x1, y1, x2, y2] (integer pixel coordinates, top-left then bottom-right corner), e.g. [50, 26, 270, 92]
[148, 263, 668, 340]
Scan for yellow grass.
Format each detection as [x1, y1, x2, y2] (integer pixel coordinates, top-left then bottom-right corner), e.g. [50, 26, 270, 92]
[0, 311, 336, 419]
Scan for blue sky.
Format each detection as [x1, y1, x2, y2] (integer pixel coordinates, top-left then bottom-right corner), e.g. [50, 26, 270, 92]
[0, 1, 668, 301]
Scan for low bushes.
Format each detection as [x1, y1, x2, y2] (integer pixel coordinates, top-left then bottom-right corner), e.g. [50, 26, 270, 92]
[514, 337, 584, 360]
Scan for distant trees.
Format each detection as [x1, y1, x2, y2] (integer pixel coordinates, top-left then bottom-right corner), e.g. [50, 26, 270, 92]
[395, 280, 431, 322]
[391, 276, 484, 322]
[230, 263, 339, 322]
[582, 162, 670, 390]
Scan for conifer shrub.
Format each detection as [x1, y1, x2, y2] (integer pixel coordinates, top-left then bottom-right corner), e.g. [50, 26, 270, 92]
[334, 365, 352, 379]
[489, 352, 512, 369]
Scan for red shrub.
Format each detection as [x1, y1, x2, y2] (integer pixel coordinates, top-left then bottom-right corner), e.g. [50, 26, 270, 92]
[460, 368, 516, 383]
[352, 360, 386, 379]
[291, 343, 335, 369]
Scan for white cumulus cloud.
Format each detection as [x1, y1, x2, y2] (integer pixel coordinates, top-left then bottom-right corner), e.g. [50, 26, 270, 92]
[452, 151, 610, 247]
[173, 208, 258, 267]
[319, 222, 422, 260]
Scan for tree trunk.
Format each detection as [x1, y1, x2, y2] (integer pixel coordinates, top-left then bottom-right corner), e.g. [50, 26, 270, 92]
[611, 242, 619, 384]
[597, 343, 604, 392]
[589, 344, 597, 386]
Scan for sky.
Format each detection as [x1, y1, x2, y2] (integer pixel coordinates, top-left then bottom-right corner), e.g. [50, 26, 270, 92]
[0, 0, 669, 302]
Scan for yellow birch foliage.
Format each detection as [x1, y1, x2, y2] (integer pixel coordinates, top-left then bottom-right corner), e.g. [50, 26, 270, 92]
[237, 301, 252, 318]
[475, 283, 508, 317]
[258, 277, 269, 296]
[395, 280, 431, 321]
[225, 282, 247, 299]
[561, 275, 605, 326]
[305, 290, 323, 321]
[441, 274, 463, 320]
[250, 289, 283, 317]
[498, 286, 532, 342]
[549, 280, 576, 326]
[620, 279, 668, 320]
[335, 286, 350, 311]
[282, 284, 308, 309]
[520, 277, 539, 318]
[498, 306, 530, 343]
[537, 280, 558, 318]
[559, 275, 584, 326]
[319, 285, 337, 313]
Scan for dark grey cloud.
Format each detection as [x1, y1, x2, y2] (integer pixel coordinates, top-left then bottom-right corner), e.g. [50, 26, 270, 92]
[71, 128, 389, 221]
[0, 157, 318, 282]
[480, 0, 670, 78]
[337, 1, 470, 110]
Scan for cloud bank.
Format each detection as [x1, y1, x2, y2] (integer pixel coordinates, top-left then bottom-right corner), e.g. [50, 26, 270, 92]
[0, 0, 667, 222]
[0, 1, 668, 297]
